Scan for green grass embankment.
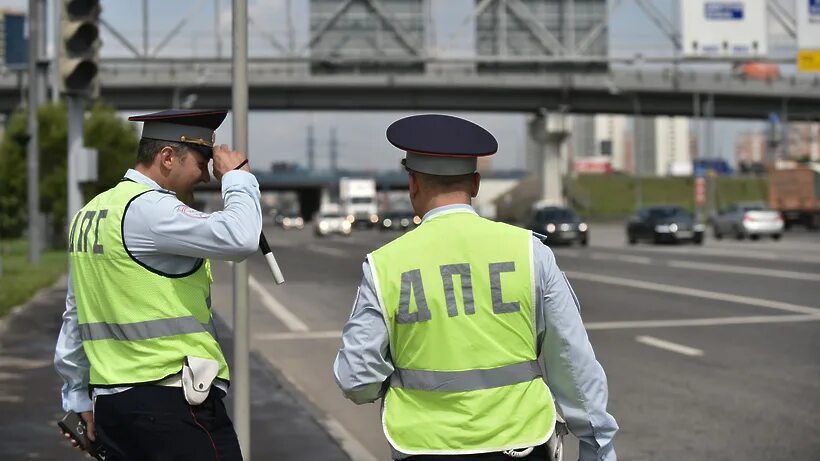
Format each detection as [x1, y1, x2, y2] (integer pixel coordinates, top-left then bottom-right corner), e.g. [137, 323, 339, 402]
[0, 240, 67, 317]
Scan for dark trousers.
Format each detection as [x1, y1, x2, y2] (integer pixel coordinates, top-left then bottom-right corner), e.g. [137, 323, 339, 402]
[402, 444, 549, 461]
[94, 386, 243, 461]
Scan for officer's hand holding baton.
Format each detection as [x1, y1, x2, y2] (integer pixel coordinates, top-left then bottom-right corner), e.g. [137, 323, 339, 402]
[212, 144, 285, 284]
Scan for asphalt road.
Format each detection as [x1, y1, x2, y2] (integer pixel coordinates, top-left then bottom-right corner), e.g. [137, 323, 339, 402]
[210, 222, 820, 461]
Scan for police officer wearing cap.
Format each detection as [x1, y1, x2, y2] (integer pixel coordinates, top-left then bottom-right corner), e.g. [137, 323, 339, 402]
[334, 114, 618, 461]
[55, 109, 260, 460]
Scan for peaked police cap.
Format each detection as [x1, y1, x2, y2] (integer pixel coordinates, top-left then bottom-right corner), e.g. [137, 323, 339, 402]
[387, 114, 498, 176]
[128, 109, 228, 157]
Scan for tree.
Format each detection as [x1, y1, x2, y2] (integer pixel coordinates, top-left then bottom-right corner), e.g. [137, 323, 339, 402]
[0, 103, 138, 244]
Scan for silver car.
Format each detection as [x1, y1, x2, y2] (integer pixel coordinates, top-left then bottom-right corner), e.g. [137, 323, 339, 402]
[711, 202, 784, 240]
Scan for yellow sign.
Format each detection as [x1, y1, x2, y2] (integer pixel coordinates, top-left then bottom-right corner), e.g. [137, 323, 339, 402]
[797, 50, 820, 72]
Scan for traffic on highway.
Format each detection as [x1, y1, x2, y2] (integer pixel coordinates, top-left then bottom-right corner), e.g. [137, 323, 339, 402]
[224, 201, 819, 460]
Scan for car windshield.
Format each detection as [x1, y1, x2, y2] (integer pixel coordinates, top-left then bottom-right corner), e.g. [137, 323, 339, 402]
[739, 204, 768, 212]
[647, 207, 687, 219]
[536, 209, 576, 221]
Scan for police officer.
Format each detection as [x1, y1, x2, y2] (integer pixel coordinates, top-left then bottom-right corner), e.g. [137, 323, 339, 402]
[55, 109, 261, 460]
[334, 114, 618, 461]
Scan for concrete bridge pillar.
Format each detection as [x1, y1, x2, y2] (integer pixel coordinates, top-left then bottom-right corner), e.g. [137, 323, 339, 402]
[527, 112, 569, 206]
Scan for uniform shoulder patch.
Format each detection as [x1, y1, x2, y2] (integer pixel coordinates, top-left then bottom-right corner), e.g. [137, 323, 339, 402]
[174, 205, 210, 219]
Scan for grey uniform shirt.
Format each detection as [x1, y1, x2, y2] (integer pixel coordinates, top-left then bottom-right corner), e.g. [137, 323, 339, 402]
[333, 204, 618, 461]
[55, 168, 262, 413]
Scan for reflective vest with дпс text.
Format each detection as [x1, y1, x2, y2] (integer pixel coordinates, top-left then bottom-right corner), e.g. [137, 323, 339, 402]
[69, 179, 229, 387]
[369, 210, 556, 455]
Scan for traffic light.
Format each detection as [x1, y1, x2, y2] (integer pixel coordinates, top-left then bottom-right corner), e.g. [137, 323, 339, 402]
[59, 0, 100, 97]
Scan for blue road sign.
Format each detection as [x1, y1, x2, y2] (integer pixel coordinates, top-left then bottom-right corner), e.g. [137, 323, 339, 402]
[811, 0, 820, 17]
[704, 2, 744, 20]
[3, 13, 27, 69]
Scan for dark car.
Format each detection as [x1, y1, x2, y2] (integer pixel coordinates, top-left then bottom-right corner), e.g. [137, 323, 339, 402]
[627, 205, 705, 245]
[528, 207, 588, 246]
[380, 211, 421, 231]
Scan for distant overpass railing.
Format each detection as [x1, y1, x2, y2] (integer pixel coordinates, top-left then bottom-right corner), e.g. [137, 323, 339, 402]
[0, 57, 818, 118]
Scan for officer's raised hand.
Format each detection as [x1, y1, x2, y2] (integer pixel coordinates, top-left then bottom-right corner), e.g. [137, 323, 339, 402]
[212, 144, 250, 182]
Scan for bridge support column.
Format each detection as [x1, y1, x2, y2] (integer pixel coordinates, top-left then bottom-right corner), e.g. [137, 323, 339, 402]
[528, 112, 569, 206]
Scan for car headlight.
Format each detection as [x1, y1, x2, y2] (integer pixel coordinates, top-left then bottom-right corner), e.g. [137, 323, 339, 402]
[346, 214, 355, 223]
[546, 223, 556, 233]
[296, 217, 304, 226]
[655, 224, 671, 233]
[383, 219, 392, 227]
[413, 216, 421, 225]
[283, 218, 291, 225]
[400, 218, 410, 227]
[669, 223, 678, 232]
[560, 223, 571, 232]
[319, 222, 329, 231]
[370, 214, 379, 224]
[578, 222, 588, 232]
[342, 221, 351, 230]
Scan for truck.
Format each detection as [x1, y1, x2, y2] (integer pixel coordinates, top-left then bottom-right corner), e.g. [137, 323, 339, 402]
[768, 166, 820, 230]
[339, 177, 378, 228]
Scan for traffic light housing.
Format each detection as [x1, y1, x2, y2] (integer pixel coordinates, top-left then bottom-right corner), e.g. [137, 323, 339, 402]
[60, 0, 100, 97]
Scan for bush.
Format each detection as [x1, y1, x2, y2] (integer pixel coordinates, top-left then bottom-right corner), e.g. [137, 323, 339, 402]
[0, 103, 138, 244]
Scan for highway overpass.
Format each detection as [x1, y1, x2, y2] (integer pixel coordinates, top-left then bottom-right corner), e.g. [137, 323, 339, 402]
[2, 59, 819, 119]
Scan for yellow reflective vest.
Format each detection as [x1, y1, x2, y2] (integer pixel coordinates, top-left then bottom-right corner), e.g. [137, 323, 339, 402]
[69, 179, 229, 387]
[369, 209, 556, 455]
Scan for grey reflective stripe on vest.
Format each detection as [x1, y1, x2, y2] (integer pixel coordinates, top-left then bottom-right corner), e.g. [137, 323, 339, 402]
[80, 316, 215, 341]
[390, 360, 542, 392]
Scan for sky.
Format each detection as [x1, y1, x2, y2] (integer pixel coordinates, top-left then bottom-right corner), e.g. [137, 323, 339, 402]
[3, 0, 800, 171]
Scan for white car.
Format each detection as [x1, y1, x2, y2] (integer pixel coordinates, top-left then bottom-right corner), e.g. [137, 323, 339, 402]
[280, 215, 304, 230]
[314, 212, 352, 237]
[712, 202, 783, 240]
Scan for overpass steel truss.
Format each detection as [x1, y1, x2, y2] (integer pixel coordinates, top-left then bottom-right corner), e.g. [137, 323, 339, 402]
[34, 58, 820, 120]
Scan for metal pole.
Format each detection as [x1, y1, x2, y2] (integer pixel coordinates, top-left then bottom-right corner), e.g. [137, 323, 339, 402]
[215, 0, 223, 58]
[693, 94, 700, 159]
[286, 0, 295, 55]
[143, 0, 149, 58]
[66, 95, 85, 224]
[52, 0, 61, 103]
[36, 0, 48, 104]
[633, 96, 642, 208]
[566, 0, 576, 56]
[232, 0, 251, 458]
[27, 0, 41, 263]
[307, 124, 315, 172]
[330, 127, 338, 173]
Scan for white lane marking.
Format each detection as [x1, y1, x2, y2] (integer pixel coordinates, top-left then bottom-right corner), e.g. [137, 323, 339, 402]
[564, 271, 820, 315]
[256, 330, 341, 341]
[322, 416, 379, 461]
[609, 244, 820, 264]
[248, 275, 310, 332]
[590, 252, 652, 264]
[586, 314, 820, 330]
[635, 335, 704, 356]
[667, 260, 820, 282]
[570, 250, 820, 281]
